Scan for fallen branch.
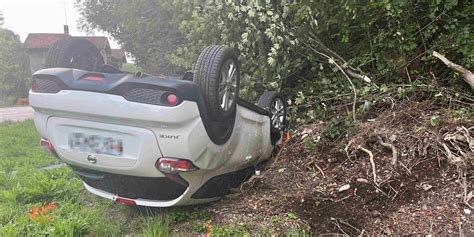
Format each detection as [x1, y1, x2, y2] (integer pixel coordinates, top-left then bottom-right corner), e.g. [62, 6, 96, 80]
[344, 68, 372, 83]
[358, 146, 378, 185]
[333, 61, 358, 122]
[307, 32, 372, 83]
[377, 136, 398, 166]
[433, 51, 474, 89]
[300, 41, 357, 121]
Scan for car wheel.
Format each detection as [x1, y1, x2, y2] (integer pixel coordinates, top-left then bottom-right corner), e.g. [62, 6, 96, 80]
[258, 91, 287, 134]
[193, 45, 240, 121]
[45, 36, 104, 71]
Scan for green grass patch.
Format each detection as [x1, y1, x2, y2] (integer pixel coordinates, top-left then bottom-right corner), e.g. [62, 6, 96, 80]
[0, 120, 173, 236]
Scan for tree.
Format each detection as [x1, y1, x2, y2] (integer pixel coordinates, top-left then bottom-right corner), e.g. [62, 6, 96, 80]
[0, 26, 31, 101]
[76, 0, 186, 74]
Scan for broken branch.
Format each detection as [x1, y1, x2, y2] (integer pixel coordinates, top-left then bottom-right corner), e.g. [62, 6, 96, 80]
[433, 51, 474, 89]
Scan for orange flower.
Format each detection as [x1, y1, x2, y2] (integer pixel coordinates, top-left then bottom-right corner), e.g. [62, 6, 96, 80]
[29, 202, 57, 222]
[278, 131, 292, 148]
[204, 220, 213, 237]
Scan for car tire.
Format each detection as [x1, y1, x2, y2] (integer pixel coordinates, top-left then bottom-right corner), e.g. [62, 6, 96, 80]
[45, 36, 104, 71]
[193, 45, 240, 121]
[258, 91, 287, 141]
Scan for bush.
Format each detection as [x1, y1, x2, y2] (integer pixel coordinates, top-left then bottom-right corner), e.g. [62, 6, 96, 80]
[77, 0, 474, 104]
[0, 27, 31, 103]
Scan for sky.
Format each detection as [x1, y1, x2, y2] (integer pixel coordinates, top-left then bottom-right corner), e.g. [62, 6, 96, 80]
[0, 0, 120, 48]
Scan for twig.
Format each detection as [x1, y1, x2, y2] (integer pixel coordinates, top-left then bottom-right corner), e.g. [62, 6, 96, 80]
[345, 139, 355, 160]
[433, 51, 474, 89]
[332, 219, 349, 235]
[338, 219, 362, 234]
[377, 136, 398, 166]
[398, 161, 412, 175]
[405, 67, 412, 83]
[358, 146, 377, 185]
[307, 33, 372, 83]
[299, 41, 358, 121]
[333, 62, 358, 122]
[306, 160, 326, 179]
[463, 174, 474, 209]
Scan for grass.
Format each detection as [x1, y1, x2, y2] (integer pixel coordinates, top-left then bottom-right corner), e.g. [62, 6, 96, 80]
[0, 120, 173, 236]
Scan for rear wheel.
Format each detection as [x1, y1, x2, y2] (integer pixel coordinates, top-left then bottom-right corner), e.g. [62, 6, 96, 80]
[45, 36, 104, 71]
[258, 91, 287, 143]
[193, 45, 240, 121]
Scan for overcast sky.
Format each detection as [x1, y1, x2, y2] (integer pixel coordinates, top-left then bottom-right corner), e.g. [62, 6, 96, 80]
[0, 0, 119, 48]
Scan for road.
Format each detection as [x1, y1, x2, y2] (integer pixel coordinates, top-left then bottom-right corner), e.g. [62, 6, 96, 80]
[0, 106, 34, 123]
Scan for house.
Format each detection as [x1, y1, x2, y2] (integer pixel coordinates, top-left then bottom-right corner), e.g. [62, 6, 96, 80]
[23, 31, 113, 73]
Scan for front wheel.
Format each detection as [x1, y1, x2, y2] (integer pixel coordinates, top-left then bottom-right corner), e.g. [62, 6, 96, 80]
[258, 91, 287, 143]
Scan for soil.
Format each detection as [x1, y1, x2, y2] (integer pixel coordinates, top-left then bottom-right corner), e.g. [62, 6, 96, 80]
[176, 100, 473, 235]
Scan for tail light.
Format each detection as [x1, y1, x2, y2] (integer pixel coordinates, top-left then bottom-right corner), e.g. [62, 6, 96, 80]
[40, 139, 59, 158]
[81, 73, 104, 81]
[167, 93, 178, 106]
[115, 197, 136, 206]
[156, 158, 198, 185]
[156, 158, 197, 173]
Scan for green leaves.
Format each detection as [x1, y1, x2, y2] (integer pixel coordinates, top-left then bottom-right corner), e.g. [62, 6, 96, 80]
[76, 0, 473, 102]
[0, 27, 30, 101]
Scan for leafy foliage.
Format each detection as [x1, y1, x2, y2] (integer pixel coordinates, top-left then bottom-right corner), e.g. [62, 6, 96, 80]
[0, 26, 31, 102]
[76, 0, 473, 111]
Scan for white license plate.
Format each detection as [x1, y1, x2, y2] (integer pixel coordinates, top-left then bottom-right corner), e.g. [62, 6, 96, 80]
[68, 132, 123, 156]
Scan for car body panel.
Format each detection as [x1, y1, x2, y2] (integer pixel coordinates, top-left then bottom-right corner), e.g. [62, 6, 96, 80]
[29, 69, 277, 206]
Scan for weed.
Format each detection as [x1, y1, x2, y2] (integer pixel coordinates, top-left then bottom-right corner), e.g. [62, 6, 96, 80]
[191, 222, 207, 233]
[270, 215, 280, 223]
[302, 138, 318, 153]
[210, 224, 249, 235]
[139, 217, 173, 237]
[286, 212, 298, 221]
[168, 211, 191, 223]
[287, 228, 313, 236]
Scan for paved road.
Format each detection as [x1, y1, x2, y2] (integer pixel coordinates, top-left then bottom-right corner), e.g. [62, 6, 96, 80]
[0, 106, 34, 123]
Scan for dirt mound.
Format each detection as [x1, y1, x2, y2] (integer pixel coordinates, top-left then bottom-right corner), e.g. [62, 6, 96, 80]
[180, 100, 473, 235]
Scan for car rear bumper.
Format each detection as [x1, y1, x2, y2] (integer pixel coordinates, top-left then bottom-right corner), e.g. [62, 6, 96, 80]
[75, 166, 220, 207]
[71, 166, 187, 201]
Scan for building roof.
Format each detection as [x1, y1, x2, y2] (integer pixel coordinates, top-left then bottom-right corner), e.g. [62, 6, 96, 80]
[23, 33, 65, 49]
[111, 49, 126, 60]
[23, 33, 110, 50]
